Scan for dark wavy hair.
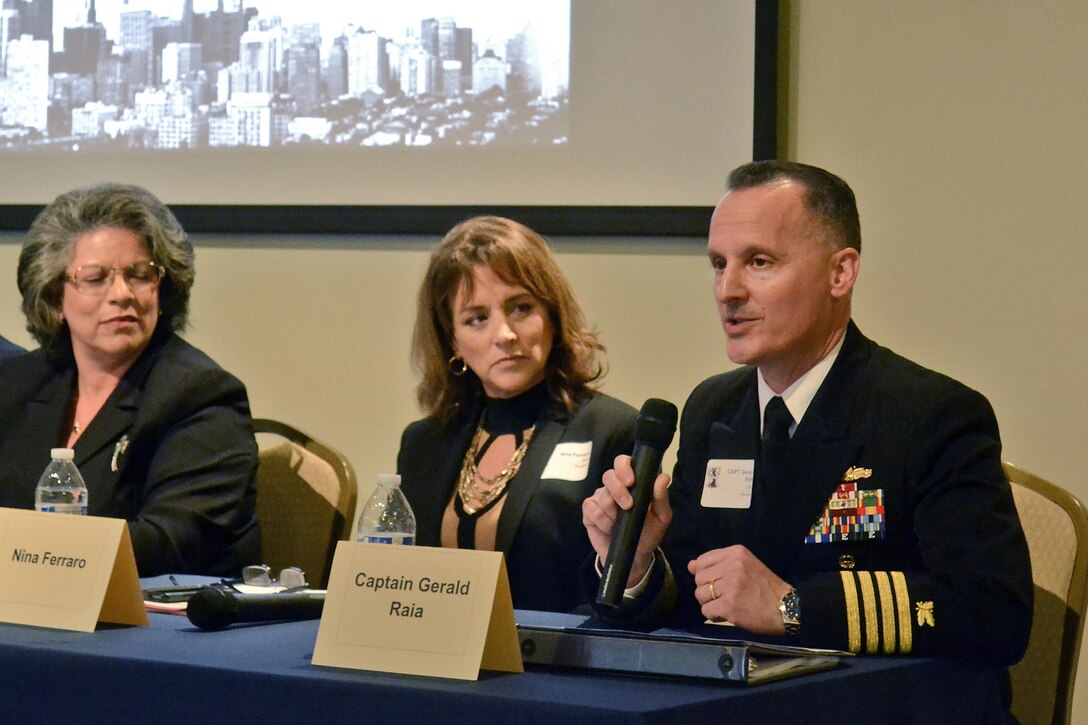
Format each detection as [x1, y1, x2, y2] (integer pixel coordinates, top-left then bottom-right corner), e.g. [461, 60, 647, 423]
[413, 216, 605, 423]
[17, 183, 194, 350]
[727, 160, 862, 253]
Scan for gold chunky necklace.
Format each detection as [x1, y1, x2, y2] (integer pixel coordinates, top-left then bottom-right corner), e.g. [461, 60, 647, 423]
[457, 424, 535, 515]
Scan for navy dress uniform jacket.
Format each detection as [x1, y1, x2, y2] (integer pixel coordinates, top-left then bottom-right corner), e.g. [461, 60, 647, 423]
[398, 393, 637, 613]
[0, 332, 261, 577]
[663, 322, 1032, 665]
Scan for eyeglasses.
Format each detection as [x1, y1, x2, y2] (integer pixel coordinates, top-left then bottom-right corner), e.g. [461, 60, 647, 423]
[64, 261, 164, 296]
[241, 564, 308, 589]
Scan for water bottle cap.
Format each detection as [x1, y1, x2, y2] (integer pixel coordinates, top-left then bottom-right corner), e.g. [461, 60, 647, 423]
[376, 473, 401, 488]
[50, 448, 75, 461]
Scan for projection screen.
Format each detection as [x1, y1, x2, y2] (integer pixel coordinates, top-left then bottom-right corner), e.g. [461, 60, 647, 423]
[0, 0, 776, 234]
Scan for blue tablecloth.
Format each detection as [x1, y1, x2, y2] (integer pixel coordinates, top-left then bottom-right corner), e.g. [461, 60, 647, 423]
[0, 576, 1009, 724]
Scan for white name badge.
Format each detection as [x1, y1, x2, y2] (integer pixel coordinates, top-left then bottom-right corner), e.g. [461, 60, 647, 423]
[540, 441, 592, 481]
[700, 459, 754, 509]
[313, 542, 522, 681]
[0, 507, 148, 632]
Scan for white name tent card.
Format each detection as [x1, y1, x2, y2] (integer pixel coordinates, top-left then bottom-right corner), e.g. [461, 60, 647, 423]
[313, 541, 522, 680]
[0, 507, 149, 632]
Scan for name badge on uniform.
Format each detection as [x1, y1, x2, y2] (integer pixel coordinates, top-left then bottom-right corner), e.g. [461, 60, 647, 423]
[540, 441, 592, 481]
[701, 459, 753, 509]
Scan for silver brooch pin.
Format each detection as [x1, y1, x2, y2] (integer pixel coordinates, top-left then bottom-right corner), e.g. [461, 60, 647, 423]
[111, 435, 129, 472]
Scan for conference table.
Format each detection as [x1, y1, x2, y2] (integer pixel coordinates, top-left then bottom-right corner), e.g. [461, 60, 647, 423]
[0, 580, 1010, 724]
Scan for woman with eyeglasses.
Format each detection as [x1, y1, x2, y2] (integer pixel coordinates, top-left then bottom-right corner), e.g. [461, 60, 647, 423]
[0, 183, 260, 577]
[398, 216, 638, 612]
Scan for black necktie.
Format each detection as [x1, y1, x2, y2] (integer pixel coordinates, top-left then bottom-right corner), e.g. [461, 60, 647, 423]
[762, 396, 794, 458]
[752, 396, 797, 573]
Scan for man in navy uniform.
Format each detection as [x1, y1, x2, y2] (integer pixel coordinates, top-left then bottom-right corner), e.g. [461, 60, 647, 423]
[583, 161, 1032, 666]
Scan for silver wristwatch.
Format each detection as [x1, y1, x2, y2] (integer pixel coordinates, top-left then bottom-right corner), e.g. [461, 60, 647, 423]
[778, 587, 801, 635]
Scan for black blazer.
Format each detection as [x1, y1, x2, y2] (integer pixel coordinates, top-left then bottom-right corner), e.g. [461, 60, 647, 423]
[0, 332, 260, 577]
[398, 393, 637, 612]
[661, 322, 1032, 665]
[0, 335, 23, 359]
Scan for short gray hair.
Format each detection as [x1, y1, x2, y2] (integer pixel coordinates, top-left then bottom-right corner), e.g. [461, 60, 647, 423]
[726, 160, 862, 253]
[17, 183, 195, 348]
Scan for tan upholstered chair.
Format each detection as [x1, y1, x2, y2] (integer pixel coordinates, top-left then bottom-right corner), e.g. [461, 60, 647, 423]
[1005, 461, 1088, 725]
[253, 419, 357, 589]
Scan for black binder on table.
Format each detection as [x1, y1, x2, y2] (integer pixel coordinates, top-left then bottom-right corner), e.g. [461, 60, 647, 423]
[515, 611, 849, 685]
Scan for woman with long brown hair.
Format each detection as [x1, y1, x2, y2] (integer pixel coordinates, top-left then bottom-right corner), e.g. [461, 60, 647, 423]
[398, 216, 636, 612]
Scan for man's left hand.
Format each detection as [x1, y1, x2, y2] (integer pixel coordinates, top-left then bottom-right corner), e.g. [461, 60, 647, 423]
[689, 545, 792, 635]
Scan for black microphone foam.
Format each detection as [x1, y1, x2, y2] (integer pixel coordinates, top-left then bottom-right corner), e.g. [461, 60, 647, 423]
[186, 586, 326, 631]
[595, 398, 678, 613]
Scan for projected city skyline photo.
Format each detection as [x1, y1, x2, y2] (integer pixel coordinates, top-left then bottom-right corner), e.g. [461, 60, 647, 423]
[0, 0, 571, 151]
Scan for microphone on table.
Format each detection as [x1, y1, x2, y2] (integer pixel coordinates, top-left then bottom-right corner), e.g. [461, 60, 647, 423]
[594, 398, 678, 613]
[186, 585, 326, 631]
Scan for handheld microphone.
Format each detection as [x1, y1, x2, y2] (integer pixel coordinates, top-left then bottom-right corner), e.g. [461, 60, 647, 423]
[594, 398, 678, 612]
[186, 586, 326, 631]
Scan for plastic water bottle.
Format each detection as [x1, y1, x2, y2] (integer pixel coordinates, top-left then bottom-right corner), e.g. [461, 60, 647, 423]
[357, 474, 416, 545]
[35, 448, 88, 515]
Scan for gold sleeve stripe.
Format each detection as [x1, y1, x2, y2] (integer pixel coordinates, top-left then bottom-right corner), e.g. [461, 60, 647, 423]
[840, 571, 861, 654]
[891, 571, 912, 654]
[857, 571, 879, 654]
[874, 571, 896, 654]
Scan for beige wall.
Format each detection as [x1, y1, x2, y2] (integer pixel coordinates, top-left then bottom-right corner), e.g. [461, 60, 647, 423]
[1, 0, 1085, 717]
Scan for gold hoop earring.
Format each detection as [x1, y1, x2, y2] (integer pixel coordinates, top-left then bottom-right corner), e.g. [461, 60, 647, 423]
[448, 355, 468, 376]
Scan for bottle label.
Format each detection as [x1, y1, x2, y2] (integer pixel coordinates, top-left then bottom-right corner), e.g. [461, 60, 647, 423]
[36, 504, 86, 515]
[358, 534, 415, 545]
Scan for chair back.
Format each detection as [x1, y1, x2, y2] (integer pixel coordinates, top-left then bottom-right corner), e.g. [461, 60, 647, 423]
[253, 419, 357, 588]
[1005, 461, 1088, 725]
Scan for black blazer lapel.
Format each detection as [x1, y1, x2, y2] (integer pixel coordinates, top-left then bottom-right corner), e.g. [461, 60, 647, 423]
[756, 437, 859, 574]
[12, 372, 72, 485]
[707, 404, 760, 459]
[70, 330, 170, 471]
[751, 324, 873, 574]
[494, 412, 565, 554]
[21, 370, 74, 463]
[704, 385, 760, 552]
[413, 416, 479, 547]
[72, 378, 139, 472]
